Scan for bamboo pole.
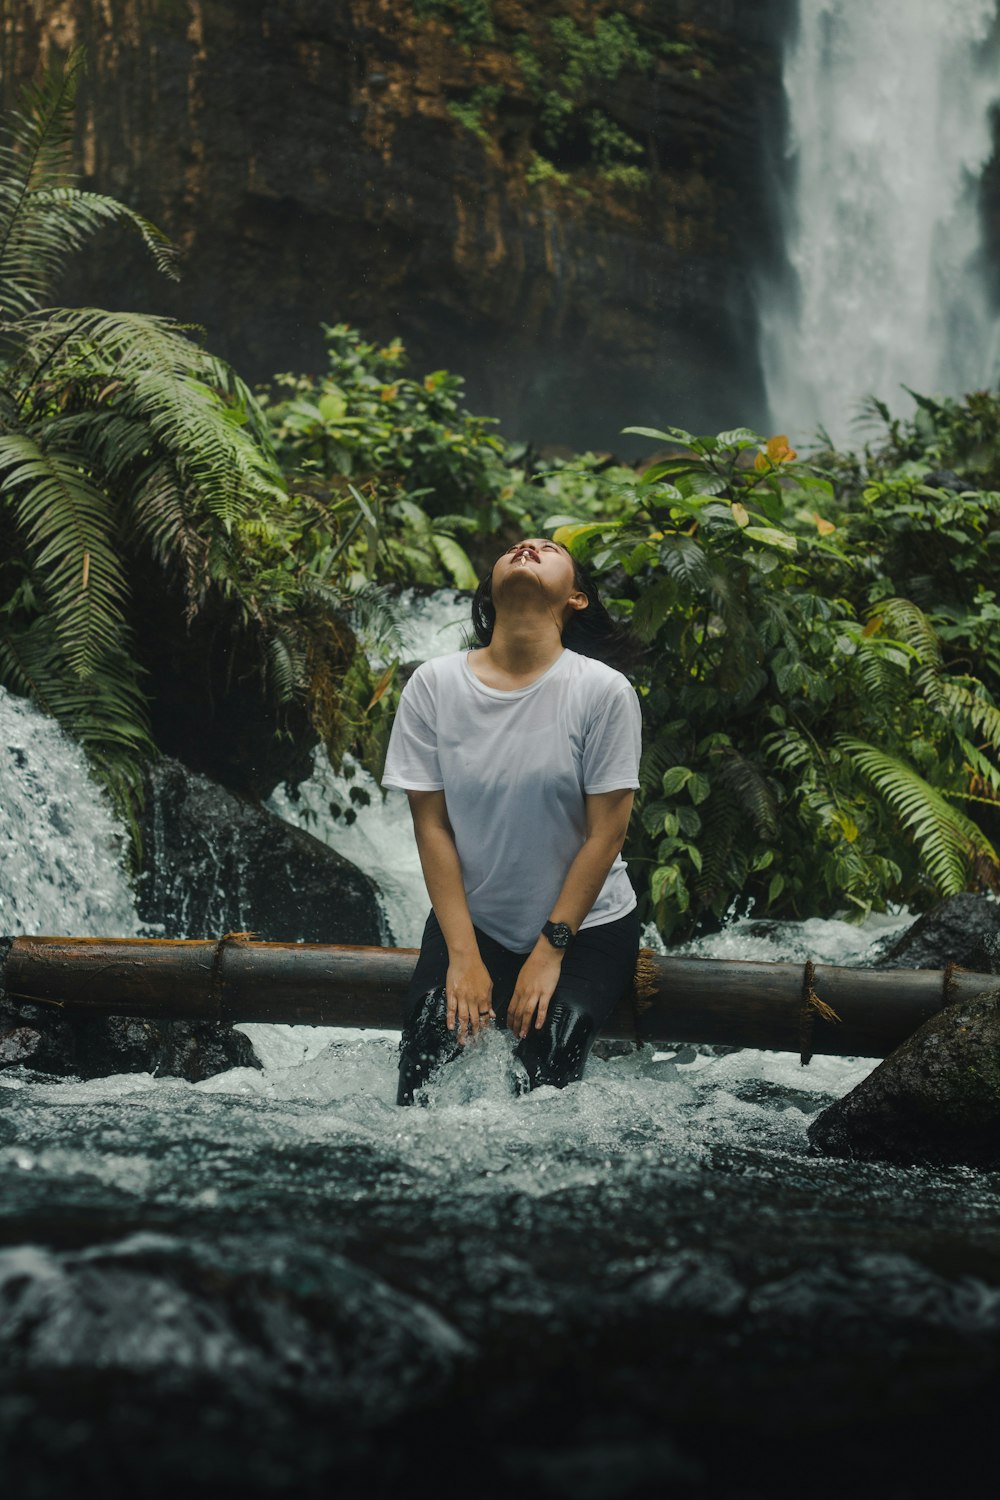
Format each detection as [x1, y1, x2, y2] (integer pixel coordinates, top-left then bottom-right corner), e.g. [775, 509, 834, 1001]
[1, 934, 994, 1061]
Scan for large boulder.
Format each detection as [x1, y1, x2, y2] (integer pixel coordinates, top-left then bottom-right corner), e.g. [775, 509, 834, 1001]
[873, 893, 1000, 973]
[137, 757, 385, 945]
[807, 987, 1000, 1169]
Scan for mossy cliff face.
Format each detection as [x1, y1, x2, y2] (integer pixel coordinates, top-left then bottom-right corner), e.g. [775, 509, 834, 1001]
[1, 0, 794, 450]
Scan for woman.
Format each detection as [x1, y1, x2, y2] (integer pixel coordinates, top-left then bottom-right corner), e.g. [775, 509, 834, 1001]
[381, 536, 643, 1105]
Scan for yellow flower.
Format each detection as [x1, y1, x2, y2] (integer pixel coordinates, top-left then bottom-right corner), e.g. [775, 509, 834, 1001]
[754, 434, 798, 471]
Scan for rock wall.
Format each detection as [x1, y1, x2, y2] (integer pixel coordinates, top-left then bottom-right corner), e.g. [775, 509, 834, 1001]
[0, 0, 793, 451]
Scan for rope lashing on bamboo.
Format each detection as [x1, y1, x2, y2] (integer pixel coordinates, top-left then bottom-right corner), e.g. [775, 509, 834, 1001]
[210, 930, 256, 1021]
[799, 959, 843, 1066]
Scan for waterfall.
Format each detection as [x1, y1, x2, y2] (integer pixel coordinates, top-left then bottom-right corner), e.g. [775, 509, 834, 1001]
[0, 686, 141, 938]
[759, 0, 1000, 448]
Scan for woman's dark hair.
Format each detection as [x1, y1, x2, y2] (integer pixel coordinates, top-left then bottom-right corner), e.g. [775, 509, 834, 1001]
[470, 545, 641, 674]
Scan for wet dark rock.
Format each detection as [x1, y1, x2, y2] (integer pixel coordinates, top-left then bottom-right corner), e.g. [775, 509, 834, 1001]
[127, 561, 325, 801]
[873, 892, 1000, 972]
[0, 996, 259, 1082]
[137, 757, 385, 945]
[807, 986, 1000, 1168]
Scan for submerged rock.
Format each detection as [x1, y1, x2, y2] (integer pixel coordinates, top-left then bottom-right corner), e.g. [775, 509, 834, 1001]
[808, 986, 1000, 1168]
[0, 994, 259, 1083]
[137, 757, 385, 944]
[873, 892, 1000, 973]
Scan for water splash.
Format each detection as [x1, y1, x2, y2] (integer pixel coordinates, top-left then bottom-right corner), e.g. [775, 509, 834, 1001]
[760, 0, 1000, 447]
[0, 686, 141, 938]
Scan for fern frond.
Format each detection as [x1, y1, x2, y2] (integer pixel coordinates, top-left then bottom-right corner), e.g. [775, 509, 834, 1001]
[853, 638, 911, 715]
[939, 680, 1000, 751]
[716, 748, 779, 838]
[638, 730, 690, 800]
[839, 736, 998, 894]
[0, 433, 127, 677]
[693, 797, 741, 900]
[0, 49, 178, 322]
[125, 463, 211, 612]
[762, 727, 813, 774]
[957, 736, 1000, 800]
[875, 596, 944, 703]
[266, 628, 305, 703]
[346, 582, 407, 661]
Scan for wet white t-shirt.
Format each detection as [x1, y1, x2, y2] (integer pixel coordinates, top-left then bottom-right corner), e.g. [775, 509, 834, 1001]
[381, 648, 642, 952]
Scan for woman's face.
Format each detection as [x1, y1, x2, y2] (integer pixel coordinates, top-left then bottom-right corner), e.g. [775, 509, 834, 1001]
[491, 538, 588, 619]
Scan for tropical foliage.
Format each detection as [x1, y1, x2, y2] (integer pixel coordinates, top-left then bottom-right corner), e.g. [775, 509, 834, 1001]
[0, 49, 372, 818]
[548, 418, 1000, 935]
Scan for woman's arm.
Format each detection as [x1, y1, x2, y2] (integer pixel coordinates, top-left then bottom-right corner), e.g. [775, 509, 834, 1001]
[548, 787, 635, 936]
[406, 790, 494, 1042]
[506, 788, 634, 1039]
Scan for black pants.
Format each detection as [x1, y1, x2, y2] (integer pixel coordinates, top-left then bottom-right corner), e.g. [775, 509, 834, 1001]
[396, 904, 641, 1105]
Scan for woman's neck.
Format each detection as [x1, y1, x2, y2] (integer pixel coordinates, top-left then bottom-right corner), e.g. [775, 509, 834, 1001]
[479, 612, 564, 681]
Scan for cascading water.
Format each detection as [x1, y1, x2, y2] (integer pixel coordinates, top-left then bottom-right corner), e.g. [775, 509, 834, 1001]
[760, 0, 1000, 447]
[0, 685, 141, 938]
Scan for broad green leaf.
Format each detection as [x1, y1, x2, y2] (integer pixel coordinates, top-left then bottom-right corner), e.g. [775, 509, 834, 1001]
[622, 424, 694, 445]
[743, 525, 798, 553]
[431, 533, 478, 589]
[651, 864, 681, 904]
[688, 772, 711, 804]
[661, 765, 693, 795]
[553, 521, 617, 552]
[318, 389, 347, 422]
[395, 498, 431, 532]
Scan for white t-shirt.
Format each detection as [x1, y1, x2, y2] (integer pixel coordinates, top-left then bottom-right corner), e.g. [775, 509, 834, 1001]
[381, 647, 642, 952]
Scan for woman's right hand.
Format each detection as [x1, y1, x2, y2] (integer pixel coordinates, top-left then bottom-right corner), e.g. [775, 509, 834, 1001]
[445, 953, 495, 1045]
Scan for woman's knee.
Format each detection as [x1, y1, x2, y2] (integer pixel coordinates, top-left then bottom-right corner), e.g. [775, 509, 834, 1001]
[396, 985, 461, 1106]
[515, 991, 598, 1092]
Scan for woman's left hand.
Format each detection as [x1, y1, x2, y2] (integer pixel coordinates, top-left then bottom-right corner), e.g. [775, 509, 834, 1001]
[507, 946, 564, 1040]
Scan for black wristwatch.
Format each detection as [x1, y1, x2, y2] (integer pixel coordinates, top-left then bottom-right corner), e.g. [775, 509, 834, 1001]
[541, 920, 574, 951]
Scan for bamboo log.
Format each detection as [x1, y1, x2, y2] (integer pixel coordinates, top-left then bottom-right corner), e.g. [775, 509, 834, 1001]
[1, 934, 994, 1061]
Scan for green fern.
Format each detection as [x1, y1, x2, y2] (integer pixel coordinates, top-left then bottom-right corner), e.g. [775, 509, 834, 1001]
[839, 737, 998, 894]
[0, 48, 178, 323]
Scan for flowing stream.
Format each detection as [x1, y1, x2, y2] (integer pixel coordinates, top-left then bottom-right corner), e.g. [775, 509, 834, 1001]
[759, 0, 1000, 447]
[2, 598, 999, 1497]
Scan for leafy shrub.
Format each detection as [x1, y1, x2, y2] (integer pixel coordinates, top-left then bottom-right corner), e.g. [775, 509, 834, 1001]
[548, 423, 1000, 937]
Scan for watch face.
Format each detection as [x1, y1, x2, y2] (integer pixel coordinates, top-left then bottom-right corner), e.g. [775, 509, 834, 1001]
[548, 922, 572, 948]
